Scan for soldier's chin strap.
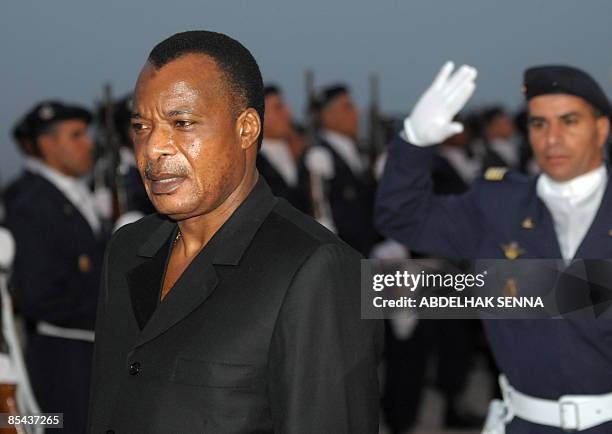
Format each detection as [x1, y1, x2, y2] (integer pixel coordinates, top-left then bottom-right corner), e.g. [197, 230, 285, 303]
[0, 228, 42, 434]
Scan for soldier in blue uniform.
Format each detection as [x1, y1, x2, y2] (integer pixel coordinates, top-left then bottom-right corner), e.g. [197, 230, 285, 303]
[376, 63, 612, 433]
[257, 85, 313, 215]
[305, 84, 377, 256]
[5, 101, 107, 433]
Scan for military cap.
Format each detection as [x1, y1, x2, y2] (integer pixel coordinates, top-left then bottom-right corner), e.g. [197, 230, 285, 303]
[312, 84, 349, 112]
[25, 100, 92, 140]
[523, 65, 611, 116]
[11, 116, 30, 144]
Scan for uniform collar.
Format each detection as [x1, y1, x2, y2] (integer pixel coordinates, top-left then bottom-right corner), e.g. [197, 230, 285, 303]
[537, 165, 607, 199]
[137, 176, 278, 265]
[260, 139, 298, 186]
[321, 129, 364, 174]
[27, 159, 80, 193]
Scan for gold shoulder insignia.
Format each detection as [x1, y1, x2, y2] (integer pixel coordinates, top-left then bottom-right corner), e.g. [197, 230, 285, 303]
[484, 167, 508, 181]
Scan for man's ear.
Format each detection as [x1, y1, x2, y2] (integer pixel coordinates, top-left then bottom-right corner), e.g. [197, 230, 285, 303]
[596, 116, 610, 148]
[37, 133, 55, 160]
[236, 108, 261, 150]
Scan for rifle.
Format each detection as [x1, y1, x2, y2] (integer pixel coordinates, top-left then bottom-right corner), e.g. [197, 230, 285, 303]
[367, 73, 385, 173]
[303, 70, 335, 229]
[93, 84, 128, 228]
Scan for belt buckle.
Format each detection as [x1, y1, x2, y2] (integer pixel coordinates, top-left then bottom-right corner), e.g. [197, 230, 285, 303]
[559, 400, 579, 432]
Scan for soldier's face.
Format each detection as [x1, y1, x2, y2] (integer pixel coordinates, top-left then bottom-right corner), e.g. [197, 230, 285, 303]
[40, 120, 93, 177]
[131, 54, 259, 220]
[321, 94, 359, 140]
[263, 94, 292, 140]
[528, 94, 609, 181]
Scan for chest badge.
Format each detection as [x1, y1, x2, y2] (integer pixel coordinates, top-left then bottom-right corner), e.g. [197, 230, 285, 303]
[502, 278, 518, 297]
[521, 217, 534, 229]
[501, 242, 524, 260]
[78, 254, 91, 273]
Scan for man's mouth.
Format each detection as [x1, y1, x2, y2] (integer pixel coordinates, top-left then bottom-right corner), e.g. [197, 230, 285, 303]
[148, 173, 186, 194]
[545, 155, 569, 165]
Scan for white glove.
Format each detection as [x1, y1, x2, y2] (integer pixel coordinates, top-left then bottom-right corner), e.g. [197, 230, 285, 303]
[403, 61, 478, 146]
[0, 228, 15, 271]
[305, 147, 335, 179]
[93, 186, 113, 220]
[113, 211, 145, 232]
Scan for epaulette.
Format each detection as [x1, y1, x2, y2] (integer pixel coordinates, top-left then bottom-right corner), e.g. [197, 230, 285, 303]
[483, 167, 508, 181]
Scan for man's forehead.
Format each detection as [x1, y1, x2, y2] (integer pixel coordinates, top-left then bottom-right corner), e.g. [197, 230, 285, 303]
[325, 93, 351, 111]
[135, 54, 224, 95]
[56, 119, 88, 130]
[528, 94, 591, 115]
[133, 55, 229, 112]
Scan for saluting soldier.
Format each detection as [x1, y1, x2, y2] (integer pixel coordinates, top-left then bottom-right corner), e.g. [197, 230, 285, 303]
[376, 63, 612, 433]
[5, 101, 107, 434]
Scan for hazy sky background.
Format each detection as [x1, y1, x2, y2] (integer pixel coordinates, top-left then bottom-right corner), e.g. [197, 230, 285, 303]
[1, 0, 611, 182]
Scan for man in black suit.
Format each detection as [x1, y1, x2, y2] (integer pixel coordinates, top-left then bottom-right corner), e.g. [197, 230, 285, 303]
[6, 101, 106, 433]
[88, 31, 382, 434]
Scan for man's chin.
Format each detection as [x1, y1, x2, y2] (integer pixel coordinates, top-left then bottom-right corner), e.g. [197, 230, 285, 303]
[544, 166, 577, 183]
[149, 196, 195, 219]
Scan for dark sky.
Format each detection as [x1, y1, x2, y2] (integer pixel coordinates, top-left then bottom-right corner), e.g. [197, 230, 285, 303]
[1, 0, 611, 181]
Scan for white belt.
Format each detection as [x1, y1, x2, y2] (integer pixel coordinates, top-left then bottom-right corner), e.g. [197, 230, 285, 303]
[36, 321, 94, 343]
[484, 374, 612, 432]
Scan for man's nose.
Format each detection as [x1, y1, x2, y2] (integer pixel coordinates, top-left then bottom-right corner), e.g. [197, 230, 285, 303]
[144, 126, 177, 159]
[545, 122, 562, 147]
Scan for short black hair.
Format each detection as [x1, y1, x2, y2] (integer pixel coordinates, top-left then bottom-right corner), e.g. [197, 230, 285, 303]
[148, 31, 265, 147]
[264, 84, 281, 98]
[481, 106, 508, 127]
[312, 84, 349, 113]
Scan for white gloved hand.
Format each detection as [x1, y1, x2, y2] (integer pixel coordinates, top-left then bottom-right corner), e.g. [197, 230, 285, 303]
[93, 186, 113, 220]
[305, 147, 335, 179]
[0, 227, 15, 271]
[403, 61, 478, 146]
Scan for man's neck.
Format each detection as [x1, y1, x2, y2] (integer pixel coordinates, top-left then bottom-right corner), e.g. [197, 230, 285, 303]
[176, 170, 258, 257]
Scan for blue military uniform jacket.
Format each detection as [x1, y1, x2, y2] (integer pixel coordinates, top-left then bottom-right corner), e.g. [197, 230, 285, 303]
[5, 172, 107, 433]
[317, 139, 377, 256]
[376, 134, 612, 433]
[6, 173, 106, 329]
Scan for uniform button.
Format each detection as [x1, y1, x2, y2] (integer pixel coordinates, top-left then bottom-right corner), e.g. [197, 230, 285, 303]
[129, 362, 141, 375]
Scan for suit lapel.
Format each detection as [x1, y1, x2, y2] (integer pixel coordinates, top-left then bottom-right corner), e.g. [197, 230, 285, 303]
[134, 254, 219, 349]
[126, 218, 175, 330]
[126, 177, 278, 349]
[126, 246, 168, 330]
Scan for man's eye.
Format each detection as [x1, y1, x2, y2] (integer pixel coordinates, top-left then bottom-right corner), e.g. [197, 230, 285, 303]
[131, 123, 147, 132]
[175, 120, 193, 128]
[564, 118, 578, 126]
[529, 120, 544, 130]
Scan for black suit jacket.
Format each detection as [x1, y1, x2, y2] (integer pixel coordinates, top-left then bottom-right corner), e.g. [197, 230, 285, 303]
[88, 178, 382, 433]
